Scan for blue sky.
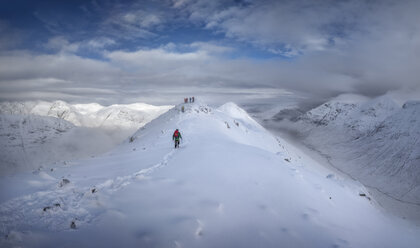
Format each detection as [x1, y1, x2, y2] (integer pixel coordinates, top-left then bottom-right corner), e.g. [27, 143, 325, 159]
[1, 0, 419, 105]
[2, 0, 289, 59]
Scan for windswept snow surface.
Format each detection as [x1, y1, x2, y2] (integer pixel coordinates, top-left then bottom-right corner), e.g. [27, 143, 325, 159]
[1, 101, 419, 247]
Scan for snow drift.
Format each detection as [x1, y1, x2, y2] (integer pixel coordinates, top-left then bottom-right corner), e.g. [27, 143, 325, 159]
[0, 101, 419, 247]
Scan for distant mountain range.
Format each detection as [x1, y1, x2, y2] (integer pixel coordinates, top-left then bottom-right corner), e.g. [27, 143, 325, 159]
[0, 100, 173, 129]
[0, 101, 172, 175]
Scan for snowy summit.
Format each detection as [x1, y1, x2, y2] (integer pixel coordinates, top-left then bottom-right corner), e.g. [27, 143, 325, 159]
[1, 101, 419, 247]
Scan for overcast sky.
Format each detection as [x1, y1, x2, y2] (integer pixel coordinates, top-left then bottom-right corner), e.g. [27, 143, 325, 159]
[0, 0, 419, 105]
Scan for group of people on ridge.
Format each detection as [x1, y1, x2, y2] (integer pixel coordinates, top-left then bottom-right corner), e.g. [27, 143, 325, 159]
[176, 97, 194, 147]
[174, 97, 197, 148]
[184, 97, 195, 103]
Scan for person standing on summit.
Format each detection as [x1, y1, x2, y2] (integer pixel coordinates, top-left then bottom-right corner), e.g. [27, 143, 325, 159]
[173, 129, 182, 148]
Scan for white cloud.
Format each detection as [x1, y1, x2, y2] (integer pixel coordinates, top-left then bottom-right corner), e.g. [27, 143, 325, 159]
[86, 37, 116, 49]
[123, 13, 137, 23]
[45, 36, 116, 54]
[106, 47, 209, 70]
[172, 0, 191, 8]
[97, 5, 167, 40]
[0, 51, 120, 101]
[45, 36, 78, 53]
[189, 42, 234, 54]
[2, 36, 420, 106]
[121, 11, 162, 28]
[2, 0, 420, 105]
[173, 0, 420, 57]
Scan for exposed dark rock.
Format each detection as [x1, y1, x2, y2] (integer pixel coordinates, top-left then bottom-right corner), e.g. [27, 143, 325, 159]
[59, 178, 70, 187]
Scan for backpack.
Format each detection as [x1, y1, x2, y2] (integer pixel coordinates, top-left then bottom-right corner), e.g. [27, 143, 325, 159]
[174, 130, 179, 138]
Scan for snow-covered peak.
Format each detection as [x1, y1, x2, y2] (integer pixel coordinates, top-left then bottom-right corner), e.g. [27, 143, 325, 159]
[127, 101, 279, 154]
[348, 95, 399, 132]
[369, 98, 420, 143]
[217, 102, 247, 118]
[330, 93, 370, 104]
[0, 100, 173, 130]
[358, 95, 399, 116]
[299, 100, 357, 127]
[72, 103, 104, 115]
[299, 95, 400, 131]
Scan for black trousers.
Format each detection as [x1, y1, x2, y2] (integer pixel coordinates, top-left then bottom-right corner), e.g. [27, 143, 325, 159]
[174, 139, 180, 148]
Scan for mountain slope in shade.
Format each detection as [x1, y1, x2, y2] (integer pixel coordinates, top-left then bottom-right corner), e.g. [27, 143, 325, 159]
[0, 114, 74, 174]
[296, 95, 420, 204]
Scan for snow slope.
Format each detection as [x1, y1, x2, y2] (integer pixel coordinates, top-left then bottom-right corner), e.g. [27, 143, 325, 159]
[295, 95, 420, 205]
[0, 114, 74, 175]
[0, 101, 419, 247]
[0, 114, 137, 176]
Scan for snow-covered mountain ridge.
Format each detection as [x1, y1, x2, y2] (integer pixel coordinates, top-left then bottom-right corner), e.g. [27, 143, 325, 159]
[1, 101, 419, 247]
[295, 95, 420, 205]
[298, 95, 399, 134]
[0, 100, 173, 129]
[0, 101, 173, 175]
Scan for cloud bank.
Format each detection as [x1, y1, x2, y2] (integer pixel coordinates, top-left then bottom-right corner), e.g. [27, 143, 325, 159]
[0, 0, 419, 105]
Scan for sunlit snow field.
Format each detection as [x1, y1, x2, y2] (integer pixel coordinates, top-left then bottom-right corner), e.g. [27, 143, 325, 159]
[1, 101, 419, 247]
